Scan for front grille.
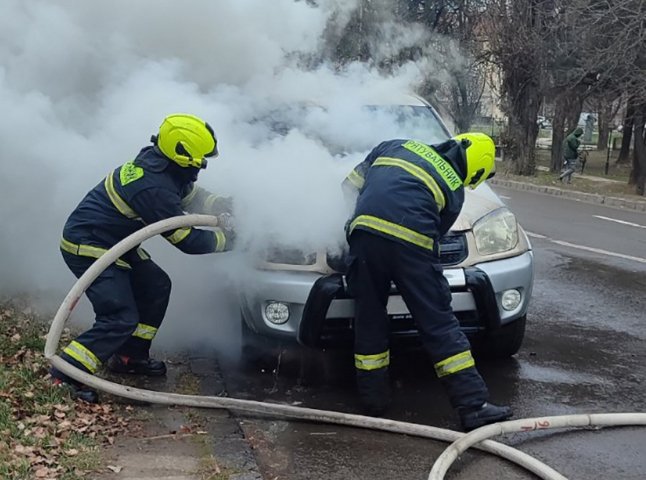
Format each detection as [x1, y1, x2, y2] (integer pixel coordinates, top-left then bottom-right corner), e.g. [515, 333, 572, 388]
[265, 248, 317, 265]
[438, 233, 468, 266]
[325, 233, 468, 272]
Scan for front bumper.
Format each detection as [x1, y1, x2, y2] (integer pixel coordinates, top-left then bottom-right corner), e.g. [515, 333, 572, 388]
[239, 250, 534, 347]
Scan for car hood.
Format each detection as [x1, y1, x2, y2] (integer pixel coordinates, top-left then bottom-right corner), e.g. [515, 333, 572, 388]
[451, 183, 505, 231]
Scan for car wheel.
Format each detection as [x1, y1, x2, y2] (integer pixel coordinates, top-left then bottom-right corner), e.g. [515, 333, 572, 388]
[476, 315, 526, 359]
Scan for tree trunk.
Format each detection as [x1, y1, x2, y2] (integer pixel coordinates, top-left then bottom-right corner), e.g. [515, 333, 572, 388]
[505, 90, 541, 175]
[550, 98, 566, 172]
[617, 100, 634, 164]
[630, 103, 646, 195]
[597, 101, 610, 151]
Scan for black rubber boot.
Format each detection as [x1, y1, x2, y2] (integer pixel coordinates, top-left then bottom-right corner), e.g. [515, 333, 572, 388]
[459, 402, 513, 432]
[107, 355, 167, 376]
[356, 369, 392, 417]
[50, 369, 99, 404]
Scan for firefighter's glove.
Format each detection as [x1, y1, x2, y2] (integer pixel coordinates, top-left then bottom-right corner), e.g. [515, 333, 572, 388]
[216, 212, 235, 231]
[210, 196, 234, 216]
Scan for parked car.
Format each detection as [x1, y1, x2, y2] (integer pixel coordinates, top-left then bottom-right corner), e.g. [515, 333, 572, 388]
[537, 116, 552, 129]
[239, 94, 534, 360]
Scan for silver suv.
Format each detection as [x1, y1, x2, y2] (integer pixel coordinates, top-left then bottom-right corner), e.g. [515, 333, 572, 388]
[239, 95, 534, 359]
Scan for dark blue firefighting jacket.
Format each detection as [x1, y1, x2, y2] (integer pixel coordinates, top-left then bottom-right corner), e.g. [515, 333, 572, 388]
[61, 146, 230, 268]
[343, 138, 467, 253]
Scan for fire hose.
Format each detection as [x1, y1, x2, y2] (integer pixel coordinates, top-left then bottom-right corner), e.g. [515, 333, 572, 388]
[45, 214, 646, 480]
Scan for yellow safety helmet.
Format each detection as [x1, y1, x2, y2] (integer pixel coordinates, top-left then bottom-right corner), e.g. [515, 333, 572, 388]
[453, 132, 496, 189]
[152, 113, 218, 169]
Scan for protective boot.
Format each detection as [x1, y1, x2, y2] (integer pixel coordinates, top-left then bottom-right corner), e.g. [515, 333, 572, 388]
[50, 369, 99, 404]
[356, 368, 391, 417]
[458, 402, 513, 432]
[107, 355, 167, 376]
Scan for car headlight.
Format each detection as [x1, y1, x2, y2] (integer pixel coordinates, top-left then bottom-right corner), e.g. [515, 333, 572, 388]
[473, 208, 519, 256]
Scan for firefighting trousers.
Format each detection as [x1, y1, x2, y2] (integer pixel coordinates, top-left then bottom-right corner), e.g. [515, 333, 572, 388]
[347, 230, 489, 410]
[58, 250, 171, 374]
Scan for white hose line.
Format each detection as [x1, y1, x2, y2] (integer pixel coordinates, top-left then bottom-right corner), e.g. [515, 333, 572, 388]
[429, 413, 646, 480]
[44, 214, 573, 480]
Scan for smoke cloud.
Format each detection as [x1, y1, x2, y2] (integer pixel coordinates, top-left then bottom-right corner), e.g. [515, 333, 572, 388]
[0, 0, 453, 354]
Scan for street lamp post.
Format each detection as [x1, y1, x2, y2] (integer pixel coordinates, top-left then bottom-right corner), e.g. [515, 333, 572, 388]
[605, 128, 613, 175]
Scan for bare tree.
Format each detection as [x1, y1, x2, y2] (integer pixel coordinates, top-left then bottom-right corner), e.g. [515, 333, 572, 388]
[595, 94, 623, 150]
[616, 99, 634, 164]
[484, 0, 554, 175]
[407, 0, 491, 132]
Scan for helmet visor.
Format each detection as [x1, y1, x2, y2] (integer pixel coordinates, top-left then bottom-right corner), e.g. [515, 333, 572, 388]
[204, 122, 219, 158]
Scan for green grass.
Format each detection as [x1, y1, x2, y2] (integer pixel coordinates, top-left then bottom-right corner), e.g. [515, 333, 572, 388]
[494, 145, 646, 199]
[533, 149, 632, 182]
[471, 122, 504, 137]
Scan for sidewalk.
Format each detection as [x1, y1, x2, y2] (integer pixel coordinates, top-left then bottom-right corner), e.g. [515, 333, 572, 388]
[95, 354, 261, 480]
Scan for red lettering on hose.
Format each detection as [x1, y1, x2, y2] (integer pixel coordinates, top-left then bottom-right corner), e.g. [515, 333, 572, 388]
[520, 420, 550, 432]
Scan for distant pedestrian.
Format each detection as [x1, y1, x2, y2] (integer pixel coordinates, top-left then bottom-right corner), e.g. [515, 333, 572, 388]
[559, 127, 583, 184]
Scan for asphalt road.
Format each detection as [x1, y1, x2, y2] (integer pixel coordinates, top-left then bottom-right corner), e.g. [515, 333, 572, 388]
[212, 188, 646, 480]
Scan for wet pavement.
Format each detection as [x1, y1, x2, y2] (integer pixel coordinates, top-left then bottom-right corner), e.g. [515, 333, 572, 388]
[205, 190, 646, 479]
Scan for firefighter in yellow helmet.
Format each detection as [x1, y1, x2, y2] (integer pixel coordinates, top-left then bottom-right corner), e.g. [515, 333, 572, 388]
[51, 114, 235, 403]
[342, 132, 512, 431]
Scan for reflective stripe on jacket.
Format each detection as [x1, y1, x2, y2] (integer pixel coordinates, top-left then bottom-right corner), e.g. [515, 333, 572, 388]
[63, 147, 227, 257]
[344, 138, 467, 251]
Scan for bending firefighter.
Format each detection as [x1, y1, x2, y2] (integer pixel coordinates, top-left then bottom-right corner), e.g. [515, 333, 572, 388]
[343, 133, 513, 431]
[51, 114, 235, 403]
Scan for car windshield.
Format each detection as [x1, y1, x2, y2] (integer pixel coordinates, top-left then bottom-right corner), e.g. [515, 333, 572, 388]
[255, 102, 450, 155]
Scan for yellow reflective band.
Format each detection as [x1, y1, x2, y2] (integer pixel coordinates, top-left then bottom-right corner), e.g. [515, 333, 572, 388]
[214, 229, 226, 252]
[350, 215, 435, 251]
[63, 341, 101, 373]
[434, 350, 475, 378]
[105, 171, 139, 219]
[373, 157, 446, 211]
[181, 185, 199, 210]
[166, 227, 192, 245]
[346, 169, 365, 189]
[355, 350, 390, 371]
[204, 194, 220, 212]
[402, 140, 463, 191]
[60, 238, 131, 269]
[136, 247, 150, 260]
[132, 323, 157, 340]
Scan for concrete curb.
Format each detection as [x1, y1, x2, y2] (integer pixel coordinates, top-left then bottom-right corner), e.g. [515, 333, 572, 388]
[490, 178, 646, 213]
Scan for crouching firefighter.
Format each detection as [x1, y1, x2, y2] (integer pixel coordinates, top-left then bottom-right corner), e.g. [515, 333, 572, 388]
[342, 133, 513, 431]
[51, 113, 236, 403]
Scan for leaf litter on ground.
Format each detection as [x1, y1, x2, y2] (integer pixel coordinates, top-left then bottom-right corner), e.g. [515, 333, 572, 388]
[0, 303, 137, 479]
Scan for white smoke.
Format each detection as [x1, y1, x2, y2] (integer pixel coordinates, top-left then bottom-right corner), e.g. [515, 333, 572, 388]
[0, 0, 452, 353]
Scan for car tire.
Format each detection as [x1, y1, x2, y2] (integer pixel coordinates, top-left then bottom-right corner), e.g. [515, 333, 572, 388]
[476, 315, 526, 359]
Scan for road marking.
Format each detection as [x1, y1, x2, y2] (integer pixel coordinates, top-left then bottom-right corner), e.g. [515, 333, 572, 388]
[593, 215, 646, 230]
[526, 231, 646, 264]
[499, 195, 511, 200]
